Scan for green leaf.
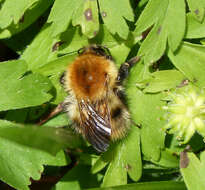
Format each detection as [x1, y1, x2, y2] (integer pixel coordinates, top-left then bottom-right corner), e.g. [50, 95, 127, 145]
[0, 0, 39, 28]
[21, 25, 89, 72]
[53, 181, 81, 190]
[0, 0, 53, 39]
[168, 41, 205, 88]
[91, 155, 109, 174]
[45, 150, 70, 166]
[98, 0, 134, 39]
[0, 120, 74, 190]
[0, 120, 82, 154]
[102, 127, 142, 187]
[126, 62, 166, 161]
[123, 127, 142, 181]
[49, 0, 115, 38]
[186, 0, 205, 22]
[102, 149, 127, 187]
[72, 0, 99, 38]
[47, 0, 83, 37]
[0, 60, 53, 111]
[42, 113, 72, 128]
[135, 0, 185, 64]
[86, 181, 186, 190]
[185, 13, 205, 39]
[2, 19, 45, 54]
[151, 148, 179, 168]
[21, 24, 58, 70]
[109, 43, 131, 68]
[53, 164, 100, 190]
[143, 70, 186, 93]
[0, 138, 46, 190]
[180, 152, 205, 190]
[57, 26, 89, 56]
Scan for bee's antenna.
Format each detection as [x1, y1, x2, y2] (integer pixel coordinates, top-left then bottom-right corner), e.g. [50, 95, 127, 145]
[57, 46, 87, 57]
[57, 50, 78, 57]
[87, 44, 113, 60]
[100, 45, 112, 59]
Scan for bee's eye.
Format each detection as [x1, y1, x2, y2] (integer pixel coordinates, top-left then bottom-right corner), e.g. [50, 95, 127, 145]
[93, 46, 112, 59]
[78, 45, 112, 60]
[95, 47, 106, 55]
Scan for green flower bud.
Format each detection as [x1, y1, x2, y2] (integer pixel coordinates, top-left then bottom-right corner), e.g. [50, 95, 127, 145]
[163, 86, 205, 144]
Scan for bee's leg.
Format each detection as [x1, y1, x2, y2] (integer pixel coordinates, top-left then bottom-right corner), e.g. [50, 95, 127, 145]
[38, 102, 64, 125]
[117, 56, 140, 84]
[60, 71, 66, 86]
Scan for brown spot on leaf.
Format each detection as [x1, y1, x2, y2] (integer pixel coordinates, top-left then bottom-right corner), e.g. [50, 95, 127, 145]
[125, 164, 131, 171]
[180, 146, 191, 168]
[142, 27, 152, 39]
[193, 78, 198, 83]
[182, 79, 189, 86]
[177, 79, 189, 88]
[194, 9, 199, 15]
[52, 41, 64, 52]
[180, 151, 189, 168]
[93, 30, 98, 37]
[101, 11, 107, 17]
[84, 8, 93, 21]
[157, 26, 162, 35]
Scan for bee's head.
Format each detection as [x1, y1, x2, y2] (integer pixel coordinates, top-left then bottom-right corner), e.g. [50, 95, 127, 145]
[78, 45, 113, 60]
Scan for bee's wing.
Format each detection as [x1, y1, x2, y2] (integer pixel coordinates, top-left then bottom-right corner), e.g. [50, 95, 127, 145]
[78, 99, 111, 152]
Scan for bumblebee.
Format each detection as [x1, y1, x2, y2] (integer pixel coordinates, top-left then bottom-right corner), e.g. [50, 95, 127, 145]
[39, 45, 139, 152]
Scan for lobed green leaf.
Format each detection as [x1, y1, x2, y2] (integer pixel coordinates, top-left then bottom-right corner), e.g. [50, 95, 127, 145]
[101, 127, 141, 187]
[151, 149, 179, 168]
[126, 61, 166, 161]
[47, 0, 82, 37]
[0, 120, 74, 190]
[72, 0, 99, 38]
[168, 41, 205, 88]
[0, 0, 53, 39]
[98, 0, 134, 39]
[142, 70, 186, 93]
[181, 151, 205, 190]
[186, 0, 205, 22]
[0, 0, 39, 28]
[135, 0, 185, 64]
[0, 120, 82, 154]
[0, 60, 52, 111]
[21, 24, 58, 70]
[185, 13, 205, 39]
[53, 164, 101, 190]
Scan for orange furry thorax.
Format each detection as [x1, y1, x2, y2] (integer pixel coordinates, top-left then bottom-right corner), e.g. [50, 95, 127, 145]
[67, 53, 111, 100]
